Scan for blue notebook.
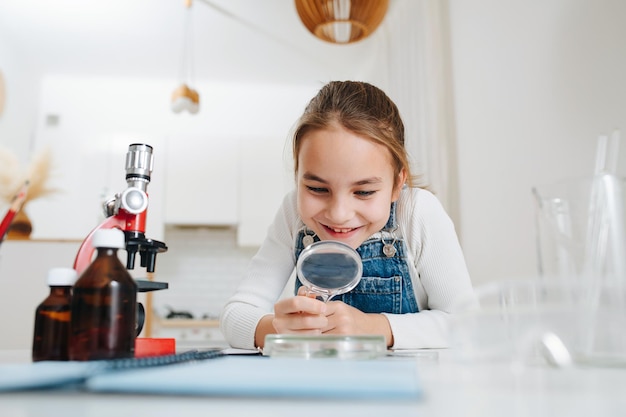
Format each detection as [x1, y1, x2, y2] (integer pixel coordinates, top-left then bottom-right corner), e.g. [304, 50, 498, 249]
[0, 353, 421, 399]
[86, 356, 421, 399]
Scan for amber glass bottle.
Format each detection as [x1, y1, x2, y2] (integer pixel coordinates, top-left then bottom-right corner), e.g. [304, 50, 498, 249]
[69, 228, 137, 361]
[32, 267, 78, 362]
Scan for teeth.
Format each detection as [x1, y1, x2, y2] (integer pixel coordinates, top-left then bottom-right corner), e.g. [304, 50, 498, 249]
[332, 228, 352, 233]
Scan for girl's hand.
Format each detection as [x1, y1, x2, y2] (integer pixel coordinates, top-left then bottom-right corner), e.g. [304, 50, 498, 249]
[272, 288, 328, 334]
[322, 301, 394, 347]
[320, 301, 368, 334]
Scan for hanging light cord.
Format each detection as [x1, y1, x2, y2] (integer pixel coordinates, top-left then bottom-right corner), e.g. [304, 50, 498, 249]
[178, 0, 195, 87]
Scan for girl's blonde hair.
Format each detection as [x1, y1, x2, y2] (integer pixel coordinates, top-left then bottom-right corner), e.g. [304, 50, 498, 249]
[292, 81, 424, 189]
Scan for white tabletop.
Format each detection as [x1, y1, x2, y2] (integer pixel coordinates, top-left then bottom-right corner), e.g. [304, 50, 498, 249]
[1, 349, 625, 417]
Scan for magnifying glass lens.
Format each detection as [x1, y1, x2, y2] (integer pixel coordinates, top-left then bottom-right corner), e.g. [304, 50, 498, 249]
[296, 241, 362, 302]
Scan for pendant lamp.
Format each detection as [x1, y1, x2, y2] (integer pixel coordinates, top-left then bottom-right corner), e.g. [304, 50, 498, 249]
[171, 0, 200, 114]
[295, 0, 389, 44]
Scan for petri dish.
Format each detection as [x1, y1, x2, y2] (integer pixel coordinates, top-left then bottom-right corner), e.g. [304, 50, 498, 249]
[263, 334, 387, 359]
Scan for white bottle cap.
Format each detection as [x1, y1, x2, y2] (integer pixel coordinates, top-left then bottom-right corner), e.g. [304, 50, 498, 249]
[47, 267, 78, 286]
[92, 228, 126, 249]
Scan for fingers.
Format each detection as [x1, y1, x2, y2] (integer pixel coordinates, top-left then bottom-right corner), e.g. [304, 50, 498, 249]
[277, 294, 326, 315]
[272, 314, 326, 333]
[273, 295, 328, 333]
[319, 301, 363, 335]
[297, 286, 318, 299]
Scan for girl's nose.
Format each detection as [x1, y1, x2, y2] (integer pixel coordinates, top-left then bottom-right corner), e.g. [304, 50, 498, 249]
[326, 195, 353, 224]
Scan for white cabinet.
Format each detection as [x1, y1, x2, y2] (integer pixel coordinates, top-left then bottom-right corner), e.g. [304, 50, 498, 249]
[27, 129, 288, 247]
[26, 129, 286, 247]
[28, 131, 165, 242]
[163, 135, 239, 226]
[162, 134, 291, 247]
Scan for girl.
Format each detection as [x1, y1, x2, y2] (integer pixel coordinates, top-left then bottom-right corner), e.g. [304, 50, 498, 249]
[220, 81, 476, 350]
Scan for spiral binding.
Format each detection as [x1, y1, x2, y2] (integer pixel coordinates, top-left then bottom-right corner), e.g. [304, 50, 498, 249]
[100, 349, 225, 371]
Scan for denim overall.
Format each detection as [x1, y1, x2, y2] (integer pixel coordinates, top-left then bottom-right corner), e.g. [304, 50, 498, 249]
[294, 203, 419, 314]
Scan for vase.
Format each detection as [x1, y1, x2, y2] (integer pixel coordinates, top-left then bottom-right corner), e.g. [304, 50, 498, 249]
[8, 208, 32, 239]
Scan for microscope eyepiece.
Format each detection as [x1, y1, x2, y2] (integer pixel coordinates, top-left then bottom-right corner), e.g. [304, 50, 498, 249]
[125, 143, 153, 182]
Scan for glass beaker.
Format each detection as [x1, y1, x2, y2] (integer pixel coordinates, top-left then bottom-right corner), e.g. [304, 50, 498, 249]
[532, 175, 626, 281]
[531, 175, 626, 365]
[533, 177, 592, 280]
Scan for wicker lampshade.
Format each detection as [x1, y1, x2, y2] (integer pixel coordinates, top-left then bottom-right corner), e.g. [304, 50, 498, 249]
[295, 0, 389, 44]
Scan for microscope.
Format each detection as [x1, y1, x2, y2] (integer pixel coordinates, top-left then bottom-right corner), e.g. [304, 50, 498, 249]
[73, 143, 170, 353]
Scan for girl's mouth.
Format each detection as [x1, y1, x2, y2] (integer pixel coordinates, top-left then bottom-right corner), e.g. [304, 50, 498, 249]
[330, 227, 353, 233]
[321, 224, 360, 237]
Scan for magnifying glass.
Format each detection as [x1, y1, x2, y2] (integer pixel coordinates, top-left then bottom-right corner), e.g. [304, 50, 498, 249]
[263, 242, 384, 358]
[296, 240, 362, 302]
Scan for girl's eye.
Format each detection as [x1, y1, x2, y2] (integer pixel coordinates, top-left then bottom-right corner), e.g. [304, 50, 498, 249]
[306, 186, 328, 194]
[355, 190, 376, 197]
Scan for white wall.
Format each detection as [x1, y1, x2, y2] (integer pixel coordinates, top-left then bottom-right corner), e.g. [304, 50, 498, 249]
[0, 26, 39, 163]
[448, 0, 626, 285]
[34, 75, 319, 139]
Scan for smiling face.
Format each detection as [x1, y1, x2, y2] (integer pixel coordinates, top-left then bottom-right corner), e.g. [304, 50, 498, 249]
[296, 123, 406, 249]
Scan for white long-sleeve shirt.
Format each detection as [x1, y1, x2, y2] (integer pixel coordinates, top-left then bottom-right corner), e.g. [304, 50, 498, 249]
[220, 187, 477, 349]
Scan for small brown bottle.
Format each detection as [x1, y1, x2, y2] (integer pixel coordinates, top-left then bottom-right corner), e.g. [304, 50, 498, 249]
[69, 228, 137, 361]
[32, 267, 78, 362]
